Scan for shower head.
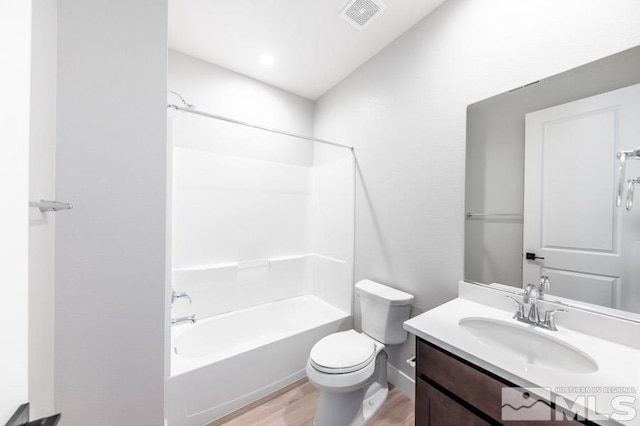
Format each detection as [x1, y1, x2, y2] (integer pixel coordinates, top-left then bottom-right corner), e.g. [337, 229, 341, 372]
[168, 90, 195, 108]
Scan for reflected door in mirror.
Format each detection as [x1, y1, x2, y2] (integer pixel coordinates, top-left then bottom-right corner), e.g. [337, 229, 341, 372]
[523, 83, 640, 309]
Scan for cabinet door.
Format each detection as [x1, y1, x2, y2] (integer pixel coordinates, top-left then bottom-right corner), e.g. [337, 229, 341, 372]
[417, 339, 586, 425]
[416, 379, 490, 426]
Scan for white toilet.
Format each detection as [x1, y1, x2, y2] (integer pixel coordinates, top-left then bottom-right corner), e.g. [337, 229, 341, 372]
[306, 279, 414, 426]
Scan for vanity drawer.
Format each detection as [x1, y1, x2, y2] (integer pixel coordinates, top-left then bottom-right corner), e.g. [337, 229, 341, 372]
[417, 339, 584, 425]
[417, 338, 505, 420]
[417, 378, 490, 426]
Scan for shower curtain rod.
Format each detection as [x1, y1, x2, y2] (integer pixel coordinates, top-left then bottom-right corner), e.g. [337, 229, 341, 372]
[167, 103, 354, 151]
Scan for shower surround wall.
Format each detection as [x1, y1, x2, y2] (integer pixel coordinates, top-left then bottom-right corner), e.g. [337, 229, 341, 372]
[169, 109, 354, 321]
[171, 114, 308, 318]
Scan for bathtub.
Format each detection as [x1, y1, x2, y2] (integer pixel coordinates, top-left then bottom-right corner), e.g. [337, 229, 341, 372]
[166, 295, 351, 426]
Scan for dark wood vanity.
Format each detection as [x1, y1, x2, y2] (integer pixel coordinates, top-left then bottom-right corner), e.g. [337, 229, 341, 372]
[415, 338, 591, 425]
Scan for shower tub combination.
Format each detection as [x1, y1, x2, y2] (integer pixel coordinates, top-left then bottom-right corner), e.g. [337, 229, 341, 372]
[166, 96, 354, 425]
[166, 295, 351, 426]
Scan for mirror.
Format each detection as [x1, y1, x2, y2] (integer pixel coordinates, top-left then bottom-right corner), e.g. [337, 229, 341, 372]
[465, 45, 640, 314]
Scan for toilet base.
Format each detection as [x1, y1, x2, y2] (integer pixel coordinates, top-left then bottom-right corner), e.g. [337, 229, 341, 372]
[313, 351, 388, 426]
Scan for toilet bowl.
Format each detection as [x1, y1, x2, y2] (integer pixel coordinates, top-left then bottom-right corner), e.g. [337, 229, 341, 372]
[306, 280, 414, 426]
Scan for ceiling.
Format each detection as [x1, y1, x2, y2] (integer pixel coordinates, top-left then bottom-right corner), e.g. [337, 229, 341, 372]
[168, 0, 448, 100]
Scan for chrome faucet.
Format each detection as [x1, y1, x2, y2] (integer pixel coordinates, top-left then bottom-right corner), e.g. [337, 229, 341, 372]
[171, 314, 196, 326]
[523, 283, 540, 323]
[507, 276, 566, 331]
[171, 290, 192, 305]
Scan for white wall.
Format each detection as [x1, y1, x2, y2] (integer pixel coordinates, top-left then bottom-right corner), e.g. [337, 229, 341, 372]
[55, 0, 167, 424]
[314, 0, 640, 378]
[29, 0, 57, 418]
[0, 0, 31, 422]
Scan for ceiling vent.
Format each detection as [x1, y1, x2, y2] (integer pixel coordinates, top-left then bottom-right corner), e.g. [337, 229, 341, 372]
[340, 0, 387, 31]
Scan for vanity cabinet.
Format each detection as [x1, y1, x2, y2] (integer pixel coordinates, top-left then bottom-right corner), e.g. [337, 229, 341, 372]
[415, 338, 588, 426]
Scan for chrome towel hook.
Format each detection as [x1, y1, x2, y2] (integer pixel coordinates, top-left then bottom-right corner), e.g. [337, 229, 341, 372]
[626, 178, 640, 211]
[29, 200, 73, 213]
[617, 148, 640, 208]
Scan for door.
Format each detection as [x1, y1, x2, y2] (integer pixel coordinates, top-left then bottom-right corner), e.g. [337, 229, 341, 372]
[523, 83, 640, 308]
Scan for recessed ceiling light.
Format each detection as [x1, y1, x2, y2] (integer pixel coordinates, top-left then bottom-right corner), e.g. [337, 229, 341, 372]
[259, 52, 274, 67]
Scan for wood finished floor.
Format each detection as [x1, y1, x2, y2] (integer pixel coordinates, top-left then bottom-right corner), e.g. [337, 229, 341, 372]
[213, 379, 414, 426]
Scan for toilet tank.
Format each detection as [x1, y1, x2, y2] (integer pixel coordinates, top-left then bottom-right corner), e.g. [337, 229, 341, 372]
[355, 280, 414, 345]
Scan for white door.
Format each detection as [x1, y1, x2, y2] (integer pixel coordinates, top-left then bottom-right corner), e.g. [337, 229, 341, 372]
[523, 83, 640, 309]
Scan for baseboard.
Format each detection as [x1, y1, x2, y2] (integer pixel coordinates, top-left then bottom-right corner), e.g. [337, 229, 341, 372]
[386, 362, 415, 400]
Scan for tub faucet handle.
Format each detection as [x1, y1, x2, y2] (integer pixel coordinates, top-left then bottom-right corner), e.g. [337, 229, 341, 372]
[171, 290, 192, 305]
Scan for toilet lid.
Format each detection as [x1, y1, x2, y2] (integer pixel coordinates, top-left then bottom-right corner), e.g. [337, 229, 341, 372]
[309, 330, 376, 374]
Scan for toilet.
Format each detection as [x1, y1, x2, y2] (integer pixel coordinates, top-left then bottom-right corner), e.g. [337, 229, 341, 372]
[306, 279, 414, 426]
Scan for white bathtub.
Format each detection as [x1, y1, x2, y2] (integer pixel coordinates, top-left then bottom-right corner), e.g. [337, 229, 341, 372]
[166, 295, 351, 426]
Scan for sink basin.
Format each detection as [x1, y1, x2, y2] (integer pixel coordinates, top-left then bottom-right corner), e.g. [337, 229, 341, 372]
[459, 317, 598, 374]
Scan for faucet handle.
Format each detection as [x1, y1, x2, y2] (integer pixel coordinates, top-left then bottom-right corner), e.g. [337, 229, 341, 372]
[539, 275, 550, 295]
[542, 308, 567, 331]
[506, 296, 525, 320]
[171, 290, 192, 305]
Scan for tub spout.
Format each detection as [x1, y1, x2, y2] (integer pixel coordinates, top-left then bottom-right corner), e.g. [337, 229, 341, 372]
[171, 314, 196, 326]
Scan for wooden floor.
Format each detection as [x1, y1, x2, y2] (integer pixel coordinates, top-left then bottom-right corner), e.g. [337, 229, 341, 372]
[212, 379, 414, 426]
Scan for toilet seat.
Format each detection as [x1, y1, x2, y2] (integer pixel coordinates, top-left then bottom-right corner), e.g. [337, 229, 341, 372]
[309, 330, 377, 374]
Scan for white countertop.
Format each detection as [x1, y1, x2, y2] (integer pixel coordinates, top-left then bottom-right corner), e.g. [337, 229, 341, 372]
[405, 295, 640, 425]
